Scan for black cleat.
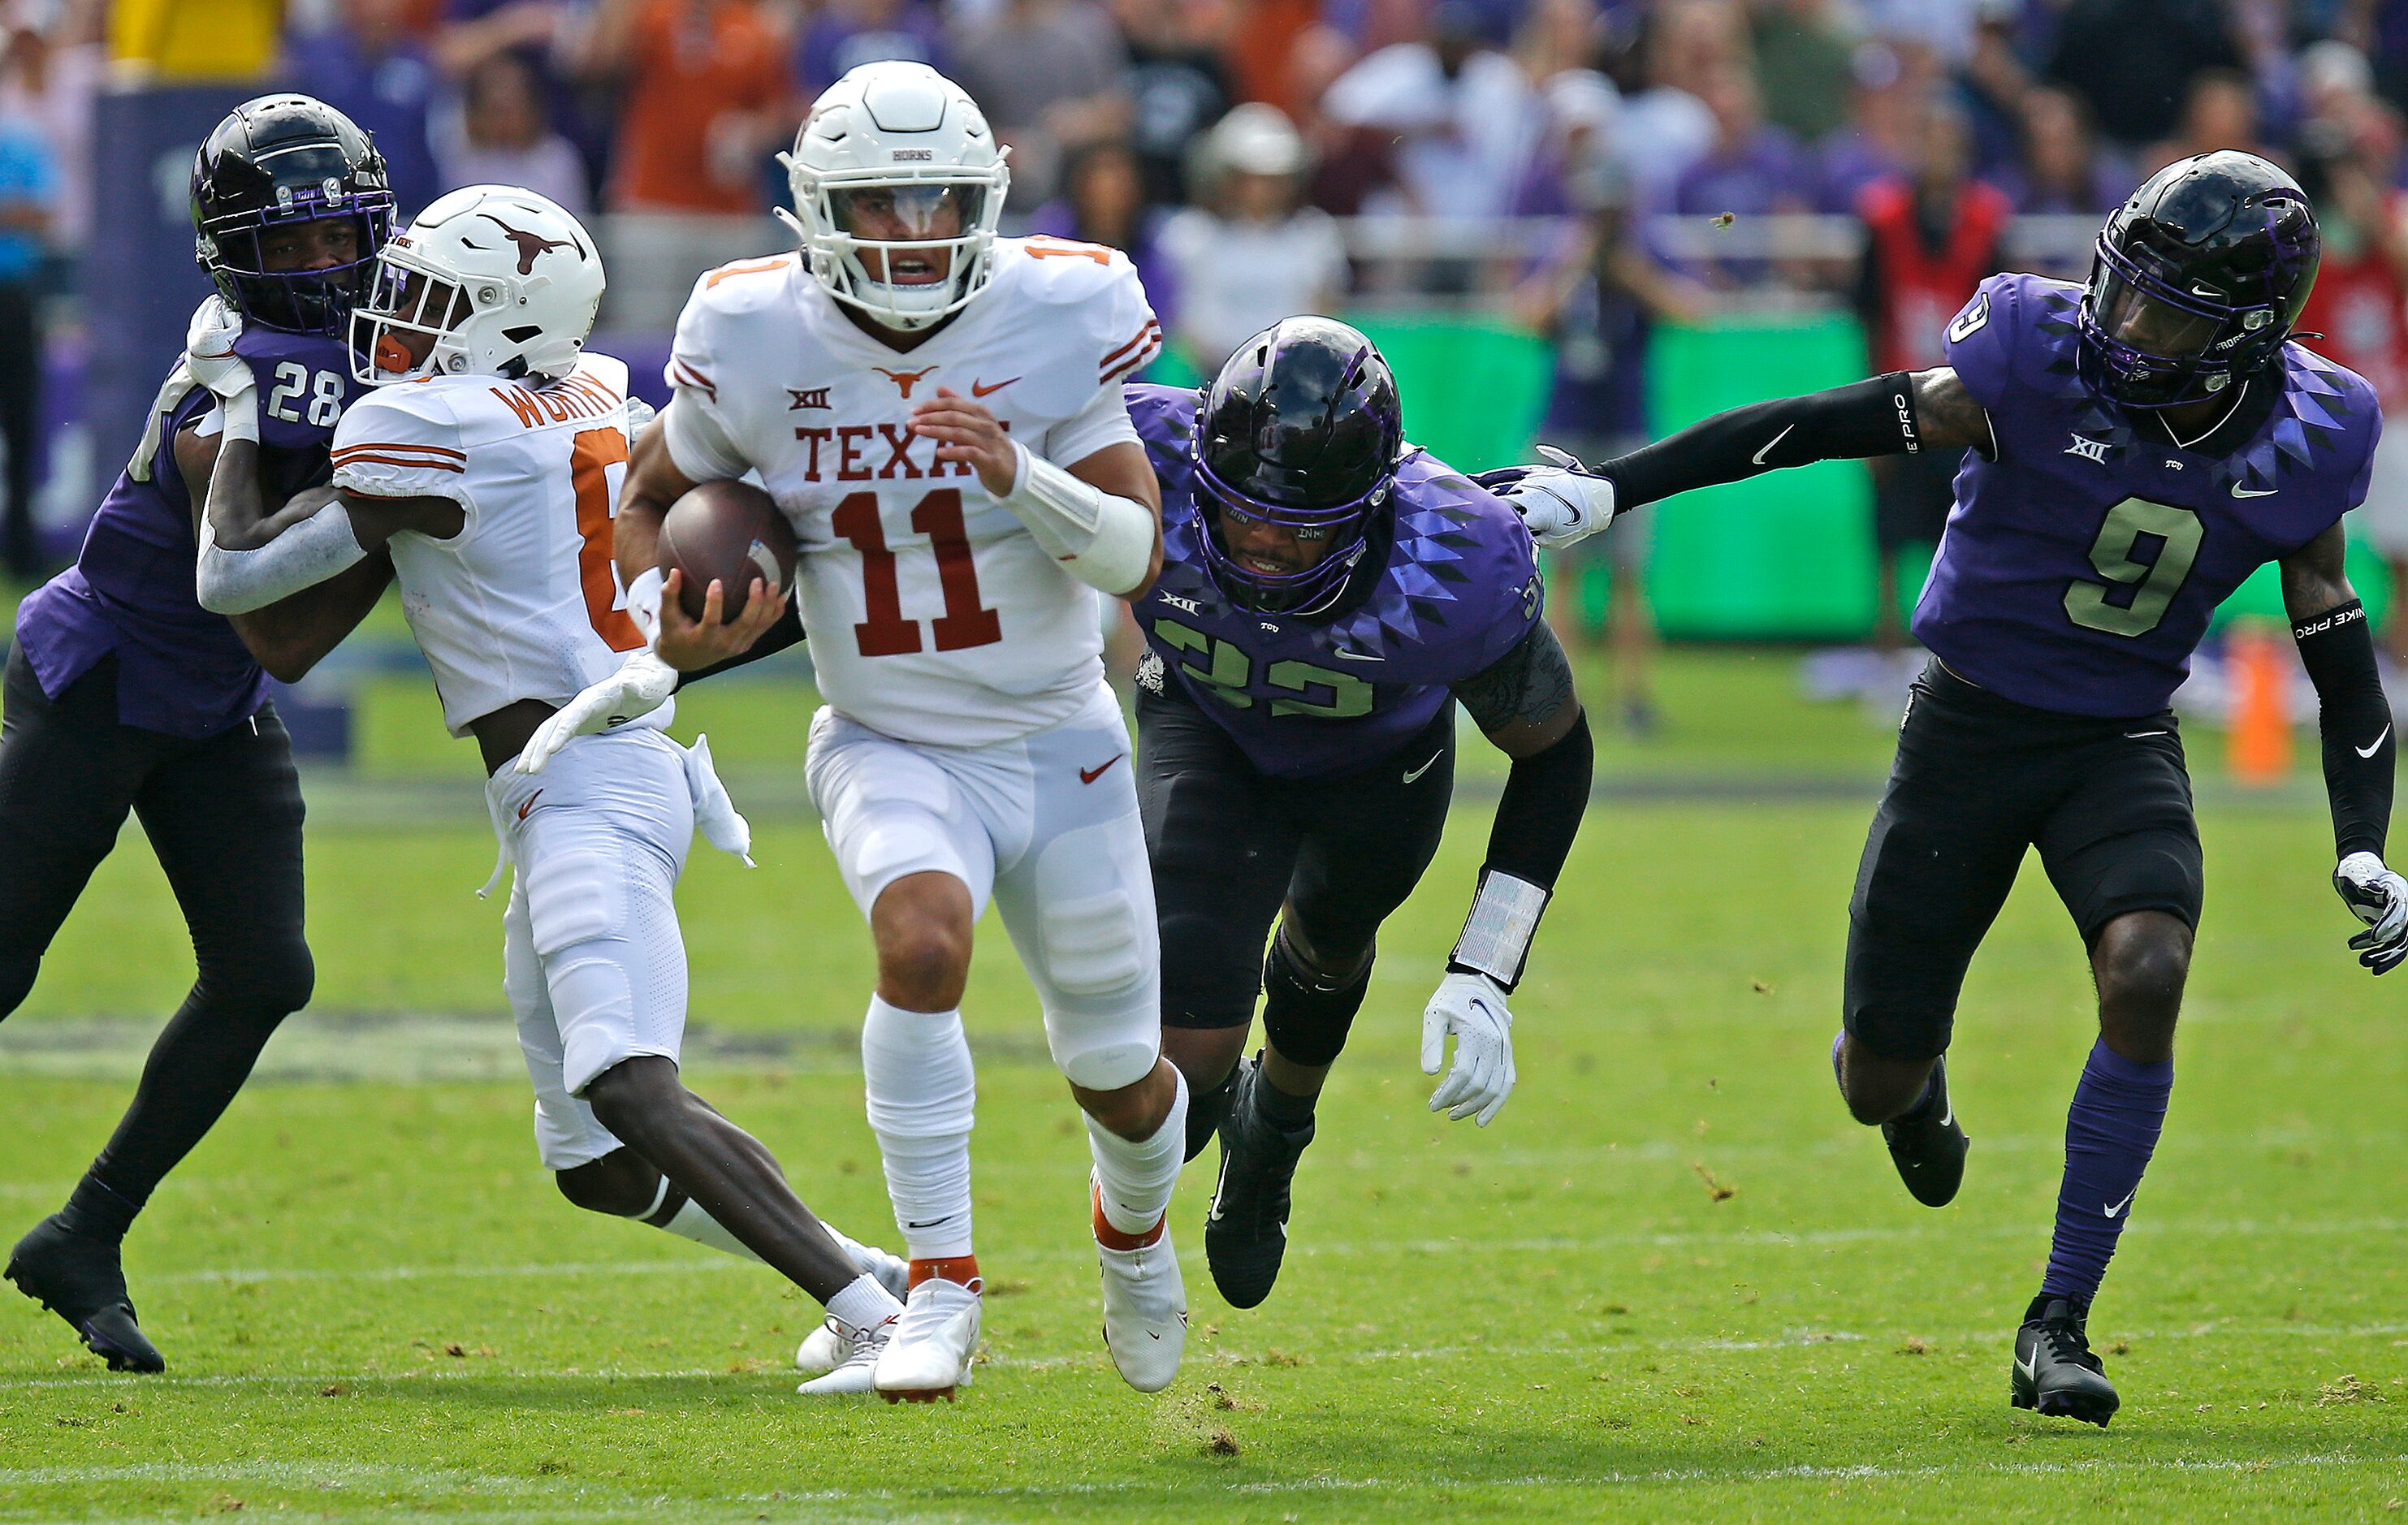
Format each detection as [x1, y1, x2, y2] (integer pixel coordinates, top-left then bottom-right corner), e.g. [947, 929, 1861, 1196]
[2011, 1296, 2118, 1427]
[1204, 1058, 1314, 1309]
[1882, 1056, 1969, 1207]
[6, 1216, 164, 1373]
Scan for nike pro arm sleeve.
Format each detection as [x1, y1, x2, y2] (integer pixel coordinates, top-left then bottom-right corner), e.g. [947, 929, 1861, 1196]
[2296, 598, 2395, 858]
[1596, 372, 1922, 510]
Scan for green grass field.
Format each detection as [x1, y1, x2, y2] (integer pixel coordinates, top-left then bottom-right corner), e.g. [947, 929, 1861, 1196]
[3, 649, 2405, 1521]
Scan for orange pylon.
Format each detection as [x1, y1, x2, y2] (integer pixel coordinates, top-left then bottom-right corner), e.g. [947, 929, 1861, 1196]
[2227, 622, 2293, 786]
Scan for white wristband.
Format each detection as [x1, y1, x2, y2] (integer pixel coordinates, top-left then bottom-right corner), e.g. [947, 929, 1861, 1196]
[196, 498, 366, 615]
[218, 385, 260, 445]
[1448, 869, 1550, 990]
[998, 440, 1155, 596]
[627, 565, 664, 645]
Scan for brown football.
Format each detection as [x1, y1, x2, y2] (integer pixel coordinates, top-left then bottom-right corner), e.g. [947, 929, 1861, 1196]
[656, 478, 796, 624]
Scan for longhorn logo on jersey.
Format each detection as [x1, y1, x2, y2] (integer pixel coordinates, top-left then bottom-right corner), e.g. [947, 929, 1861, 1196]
[873, 365, 939, 400]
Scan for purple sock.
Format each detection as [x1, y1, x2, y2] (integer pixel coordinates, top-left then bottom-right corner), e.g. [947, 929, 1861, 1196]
[2041, 1038, 2173, 1307]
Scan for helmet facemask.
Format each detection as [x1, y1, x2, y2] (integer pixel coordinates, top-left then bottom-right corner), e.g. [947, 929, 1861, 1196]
[352, 257, 479, 383]
[1191, 454, 1386, 616]
[2077, 234, 2286, 408]
[780, 162, 1008, 332]
[200, 198, 394, 336]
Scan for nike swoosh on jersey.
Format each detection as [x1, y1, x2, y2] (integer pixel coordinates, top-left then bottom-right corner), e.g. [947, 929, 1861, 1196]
[2359, 724, 2393, 758]
[1332, 646, 1381, 662]
[1403, 750, 1444, 784]
[1079, 754, 1126, 784]
[2231, 482, 2278, 498]
[1753, 424, 1796, 465]
[971, 376, 1021, 397]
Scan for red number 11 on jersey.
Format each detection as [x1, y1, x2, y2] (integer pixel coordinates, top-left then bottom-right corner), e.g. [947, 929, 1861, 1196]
[831, 487, 1005, 657]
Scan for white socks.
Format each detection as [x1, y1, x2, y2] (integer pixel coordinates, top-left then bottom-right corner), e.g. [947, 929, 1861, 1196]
[1087, 1065, 1187, 1238]
[824, 1273, 904, 1339]
[861, 994, 978, 1259]
[657, 1194, 766, 1264]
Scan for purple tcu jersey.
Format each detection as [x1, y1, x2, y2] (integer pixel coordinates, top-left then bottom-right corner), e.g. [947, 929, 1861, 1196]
[1128, 383, 1543, 780]
[13, 329, 363, 737]
[1918, 271, 2380, 717]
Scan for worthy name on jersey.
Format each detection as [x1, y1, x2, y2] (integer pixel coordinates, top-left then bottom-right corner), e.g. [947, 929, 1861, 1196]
[331, 352, 659, 737]
[659, 237, 1161, 748]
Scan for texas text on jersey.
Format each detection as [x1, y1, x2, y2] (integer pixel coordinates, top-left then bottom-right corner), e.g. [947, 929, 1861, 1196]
[660, 236, 1161, 747]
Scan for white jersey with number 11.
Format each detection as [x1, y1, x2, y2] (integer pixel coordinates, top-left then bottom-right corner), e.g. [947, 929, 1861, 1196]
[659, 237, 1162, 748]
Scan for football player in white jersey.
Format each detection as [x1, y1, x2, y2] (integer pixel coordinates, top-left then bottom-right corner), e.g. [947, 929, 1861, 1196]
[527, 61, 1187, 1401]
[184, 184, 914, 1392]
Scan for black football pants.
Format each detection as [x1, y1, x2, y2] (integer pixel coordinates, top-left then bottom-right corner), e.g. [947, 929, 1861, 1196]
[0, 646, 313, 1218]
[1138, 687, 1456, 1032]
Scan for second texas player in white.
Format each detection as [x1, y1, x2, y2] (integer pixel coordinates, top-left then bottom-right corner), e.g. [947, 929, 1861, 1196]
[537, 62, 1187, 1401]
[185, 185, 913, 1382]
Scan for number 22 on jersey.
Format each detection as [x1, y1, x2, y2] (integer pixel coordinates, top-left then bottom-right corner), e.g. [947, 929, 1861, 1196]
[832, 487, 1004, 657]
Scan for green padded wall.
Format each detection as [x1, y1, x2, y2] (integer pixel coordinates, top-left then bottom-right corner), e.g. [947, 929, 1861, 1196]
[1159, 313, 2389, 637]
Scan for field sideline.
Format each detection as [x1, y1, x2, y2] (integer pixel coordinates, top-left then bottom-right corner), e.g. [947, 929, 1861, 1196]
[2, 654, 2405, 1520]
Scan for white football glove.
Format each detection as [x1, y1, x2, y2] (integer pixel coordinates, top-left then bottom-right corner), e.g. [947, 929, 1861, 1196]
[1472, 445, 1616, 551]
[185, 296, 253, 401]
[516, 650, 680, 775]
[1420, 971, 1516, 1126]
[2334, 850, 2408, 974]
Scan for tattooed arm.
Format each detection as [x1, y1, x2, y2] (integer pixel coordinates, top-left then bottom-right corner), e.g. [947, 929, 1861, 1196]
[1451, 619, 1593, 890]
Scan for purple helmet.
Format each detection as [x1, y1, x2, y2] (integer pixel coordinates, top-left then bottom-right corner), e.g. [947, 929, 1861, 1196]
[192, 95, 396, 336]
[2077, 150, 2319, 410]
[1192, 317, 1405, 615]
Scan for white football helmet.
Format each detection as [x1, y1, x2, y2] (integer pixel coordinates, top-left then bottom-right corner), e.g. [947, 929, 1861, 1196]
[351, 184, 604, 385]
[778, 62, 1009, 333]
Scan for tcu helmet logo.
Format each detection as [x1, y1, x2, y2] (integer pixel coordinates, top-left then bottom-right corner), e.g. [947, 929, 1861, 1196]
[874, 365, 939, 400]
[478, 214, 585, 275]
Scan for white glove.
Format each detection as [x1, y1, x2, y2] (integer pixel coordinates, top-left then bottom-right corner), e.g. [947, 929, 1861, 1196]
[1474, 446, 1615, 551]
[185, 296, 253, 401]
[1420, 970, 1516, 1125]
[2334, 850, 2408, 974]
[516, 650, 680, 775]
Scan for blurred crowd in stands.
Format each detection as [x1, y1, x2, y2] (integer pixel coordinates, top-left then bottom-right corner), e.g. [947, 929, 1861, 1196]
[8, 0, 2408, 709]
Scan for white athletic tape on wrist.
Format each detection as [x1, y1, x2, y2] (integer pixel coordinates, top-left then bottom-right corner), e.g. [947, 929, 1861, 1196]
[1001, 440, 1153, 595]
[1449, 869, 1550, 989]
[219, 386, 260, 445]
[196, 499, 365, 615]
[627, 565, 664, 645]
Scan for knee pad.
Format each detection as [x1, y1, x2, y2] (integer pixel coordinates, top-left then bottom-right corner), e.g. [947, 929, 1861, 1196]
[550, 953, 640, 1095]
[1260, 935, 1370, 1069]
[1031, 823, 1151, 1000]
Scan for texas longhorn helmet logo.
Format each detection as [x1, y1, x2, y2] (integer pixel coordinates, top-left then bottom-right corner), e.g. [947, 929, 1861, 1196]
[477, 214, 586, 276]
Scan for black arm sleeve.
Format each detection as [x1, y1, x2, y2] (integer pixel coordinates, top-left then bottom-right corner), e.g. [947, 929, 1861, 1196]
[1598, 371, 1922, 509]
[2295, 599, 2394, 858]
[1482, 709, 1593, 890]
[672, 603, 806, 690]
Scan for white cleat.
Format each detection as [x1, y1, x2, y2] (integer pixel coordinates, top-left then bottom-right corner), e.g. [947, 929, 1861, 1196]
[796, 1225, 911, 1374]
[871, 1276, 981, 1402]
[1094, 1176, 1187, 1393]
[798, 1314, 893, 1396]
